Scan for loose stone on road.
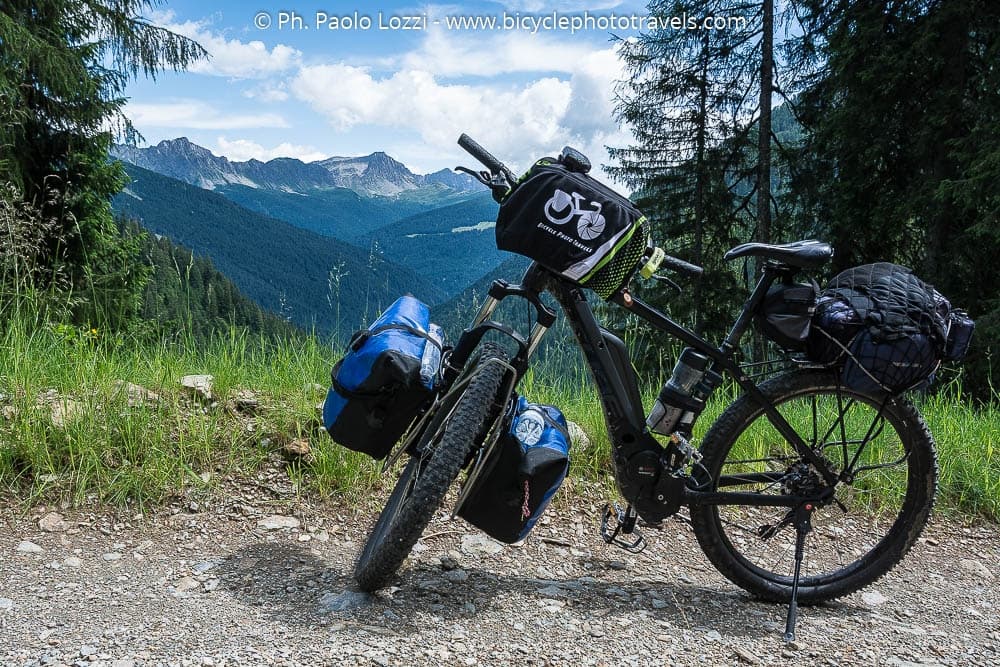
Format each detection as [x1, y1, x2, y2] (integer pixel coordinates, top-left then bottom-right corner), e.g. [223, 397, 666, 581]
[0, 498, 997, 666]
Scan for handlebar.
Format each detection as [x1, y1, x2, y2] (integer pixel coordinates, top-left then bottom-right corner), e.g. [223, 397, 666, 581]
[660, 253, 703, 278]
[457, 134, 516, 187]
[458, 134, 502, 174]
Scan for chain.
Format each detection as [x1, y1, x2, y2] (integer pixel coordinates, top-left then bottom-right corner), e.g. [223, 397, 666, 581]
[521, 479, 531, 520]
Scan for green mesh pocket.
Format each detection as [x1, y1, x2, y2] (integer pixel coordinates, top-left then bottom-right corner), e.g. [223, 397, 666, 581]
[581, 223, 650, 299]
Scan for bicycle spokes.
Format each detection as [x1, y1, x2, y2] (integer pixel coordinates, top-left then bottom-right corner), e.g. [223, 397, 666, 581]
[713, 387, 913, 583]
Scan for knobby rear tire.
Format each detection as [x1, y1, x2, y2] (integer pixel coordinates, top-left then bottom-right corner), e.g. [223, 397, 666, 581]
[354, 343, 510, 592]
[689, 371, 937, 605]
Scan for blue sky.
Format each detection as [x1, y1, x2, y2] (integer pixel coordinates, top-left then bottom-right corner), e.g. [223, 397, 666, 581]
[125, 0, 657, 176]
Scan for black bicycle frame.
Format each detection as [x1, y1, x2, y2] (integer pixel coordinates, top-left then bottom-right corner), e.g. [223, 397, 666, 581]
[451, 261, 838, 511]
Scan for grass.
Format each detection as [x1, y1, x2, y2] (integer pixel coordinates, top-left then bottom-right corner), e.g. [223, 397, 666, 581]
[514, 361, 1000, 521]
[0, 308, 383, 509]
[0, 310, 997, 521]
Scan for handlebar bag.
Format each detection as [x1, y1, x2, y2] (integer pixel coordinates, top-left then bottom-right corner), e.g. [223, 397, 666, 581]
[496, 159, 651, 299]
[807, 263, 972, 394]
[323, 295, 443, 460]
[457, 397, 571, 543]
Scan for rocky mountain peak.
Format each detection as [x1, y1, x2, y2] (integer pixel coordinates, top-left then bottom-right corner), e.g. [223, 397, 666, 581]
[154, 137, 215, 158]
[112, 138, 477, 197]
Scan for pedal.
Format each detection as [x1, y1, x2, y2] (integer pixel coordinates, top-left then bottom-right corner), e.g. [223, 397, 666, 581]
[600, 503, 646, 553]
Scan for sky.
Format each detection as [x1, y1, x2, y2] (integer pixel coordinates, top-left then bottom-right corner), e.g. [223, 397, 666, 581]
[124, 0, 659, 178]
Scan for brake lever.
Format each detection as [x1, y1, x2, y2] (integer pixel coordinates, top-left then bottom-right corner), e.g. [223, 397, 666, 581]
[455, 166, 492, 187]
[456, 166, 511, 203]
[651, 274, 683, 294]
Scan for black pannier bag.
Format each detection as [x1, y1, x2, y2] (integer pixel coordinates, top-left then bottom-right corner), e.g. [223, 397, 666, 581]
[756, 279, 820, 351]
[322, 296, 443, 460]
[807, 263, 973, 394]
[457, 397, 571, 543]
[496, 158, 651, 299]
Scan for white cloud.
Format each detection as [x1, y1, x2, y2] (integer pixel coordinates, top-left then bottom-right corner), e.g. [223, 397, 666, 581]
[243, 84, 289, 103]
[153, 11, 301, 79]
[290, 27, 630, 179]
[215, 137, 327, 163]
[292, 64, 571, 164]
[400, 26, 598, 77]
[126, 101, 289, 130]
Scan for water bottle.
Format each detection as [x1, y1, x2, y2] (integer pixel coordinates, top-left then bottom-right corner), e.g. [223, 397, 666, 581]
[647, 347, 710, 436]
[419, 324, 444, 388]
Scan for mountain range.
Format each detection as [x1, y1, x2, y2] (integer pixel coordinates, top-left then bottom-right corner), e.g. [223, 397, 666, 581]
[112, 138, 478, 197]
[110, 138, 507, 336]
[113, 163, 447, 334]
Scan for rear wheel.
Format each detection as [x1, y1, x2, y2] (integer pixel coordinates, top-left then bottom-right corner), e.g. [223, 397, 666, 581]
[354, 343, 511, 591]
[690, 371, 937, 604]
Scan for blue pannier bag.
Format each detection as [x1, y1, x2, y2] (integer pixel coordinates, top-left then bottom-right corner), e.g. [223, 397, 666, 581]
[323, 295, 443, 460]
[457, 397, 571, 543]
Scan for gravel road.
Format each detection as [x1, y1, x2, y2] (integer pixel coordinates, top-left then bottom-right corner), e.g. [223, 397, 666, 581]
[1, 488, 997, 667]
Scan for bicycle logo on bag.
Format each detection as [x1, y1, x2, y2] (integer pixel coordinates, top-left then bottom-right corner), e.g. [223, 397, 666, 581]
[544, 189, 606, 241]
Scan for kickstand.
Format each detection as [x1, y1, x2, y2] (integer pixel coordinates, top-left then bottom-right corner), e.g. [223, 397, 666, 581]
[784, 503, 814, 643]
[600, 503, 646, 553]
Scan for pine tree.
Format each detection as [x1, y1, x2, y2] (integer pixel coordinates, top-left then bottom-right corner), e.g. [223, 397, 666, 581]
[610, 0, 804, 347]
[790, 0, 1000, 399]
[0, 1, 204, 327]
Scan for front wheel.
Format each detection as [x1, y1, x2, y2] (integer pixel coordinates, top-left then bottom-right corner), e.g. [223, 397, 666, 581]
[689, 371, 937, 604]
[354, 343, 511, 591]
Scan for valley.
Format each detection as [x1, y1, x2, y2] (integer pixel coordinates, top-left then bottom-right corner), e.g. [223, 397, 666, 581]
[111, 139, 505, 334]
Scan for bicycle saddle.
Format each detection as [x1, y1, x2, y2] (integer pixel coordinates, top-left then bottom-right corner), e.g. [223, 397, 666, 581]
[723, 239, 833, 269]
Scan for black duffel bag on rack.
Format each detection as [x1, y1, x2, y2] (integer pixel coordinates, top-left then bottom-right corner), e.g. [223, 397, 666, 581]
[808, 263, 974, 394]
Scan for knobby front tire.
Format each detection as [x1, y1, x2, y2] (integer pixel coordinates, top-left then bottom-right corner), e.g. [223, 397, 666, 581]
[690, 371, 937, 604]
[354, 343, 510, 592]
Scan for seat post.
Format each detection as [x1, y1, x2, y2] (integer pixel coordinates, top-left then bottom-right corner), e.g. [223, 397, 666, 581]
[720, 265, 782, 354]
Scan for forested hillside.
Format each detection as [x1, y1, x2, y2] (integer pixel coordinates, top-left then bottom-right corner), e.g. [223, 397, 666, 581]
[125, 221, 299, 340]
[358, 194, 503, 297]
[113, 164, 446, 334]
[213, 184, 432, 243]
[431, 256, 529, 335]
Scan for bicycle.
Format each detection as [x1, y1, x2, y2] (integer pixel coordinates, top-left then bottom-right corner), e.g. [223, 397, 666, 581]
[353, 135, 937, 642]
[544, 189, 607, 240]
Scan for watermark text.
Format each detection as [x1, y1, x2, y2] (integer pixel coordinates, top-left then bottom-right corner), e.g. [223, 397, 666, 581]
[252, 10, 748, 34]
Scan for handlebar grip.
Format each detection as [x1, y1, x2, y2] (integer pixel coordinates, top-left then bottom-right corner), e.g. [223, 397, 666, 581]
[458, 133, 505, 175]
[661, 253, 704, 278]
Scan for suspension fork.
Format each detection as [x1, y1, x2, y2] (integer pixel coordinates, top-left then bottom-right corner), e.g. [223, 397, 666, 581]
[444, 264, 557, 386]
